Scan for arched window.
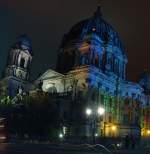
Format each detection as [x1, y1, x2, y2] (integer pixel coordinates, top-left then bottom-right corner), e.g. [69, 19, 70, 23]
[48, 86, 57, 94]
[95, 53, 99, 67]
[20, 58, 25, 68]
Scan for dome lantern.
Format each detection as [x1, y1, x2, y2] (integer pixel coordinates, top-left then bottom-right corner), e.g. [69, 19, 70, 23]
[94, 5, 102, 17]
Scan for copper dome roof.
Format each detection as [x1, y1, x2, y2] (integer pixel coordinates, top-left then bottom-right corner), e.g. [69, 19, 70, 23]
[61, 6, 126, 56]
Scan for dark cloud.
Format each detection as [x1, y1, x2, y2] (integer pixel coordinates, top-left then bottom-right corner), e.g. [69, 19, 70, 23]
[0, 0, 150, 81]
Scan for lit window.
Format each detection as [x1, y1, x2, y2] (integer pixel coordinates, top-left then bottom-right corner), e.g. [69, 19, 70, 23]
[92, 28, 96, 31]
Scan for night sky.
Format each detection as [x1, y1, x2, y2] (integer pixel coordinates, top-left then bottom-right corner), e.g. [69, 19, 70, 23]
[0, 0, 150, 82]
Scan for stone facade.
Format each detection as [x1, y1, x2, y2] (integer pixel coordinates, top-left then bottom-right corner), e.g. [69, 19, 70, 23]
[0, 35, 33, 97]
[37, 7, 150, 138]
[0, 7, 150, 139]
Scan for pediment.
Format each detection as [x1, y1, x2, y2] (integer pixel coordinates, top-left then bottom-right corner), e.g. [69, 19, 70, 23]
[38, 69, 64, 80]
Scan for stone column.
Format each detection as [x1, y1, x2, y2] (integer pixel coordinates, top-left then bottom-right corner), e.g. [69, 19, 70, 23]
[91, 50, 95, 65]
[15, 51, 20, 66]
[122, 62, 126, 79]
[89, 49, 93, 65]
[120, 62, 124, 79]
[24, 58, 28, 69]
[115, 59, 119, 75]
[99, 54, 101, 69]
[105, 52, 112, 72]
[110, 55, 114, 71]
[117, 60, 121, 77]
[98, 54, 101, 69]
[18, 54, 21, 67]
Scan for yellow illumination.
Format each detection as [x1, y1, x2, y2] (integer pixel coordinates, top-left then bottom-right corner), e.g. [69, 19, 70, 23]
[147, 130, 150, 135]
[111, 125, 117, 131]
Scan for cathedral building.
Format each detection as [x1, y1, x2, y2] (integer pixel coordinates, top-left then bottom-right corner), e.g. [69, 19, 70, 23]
[0, 7, 150, 139]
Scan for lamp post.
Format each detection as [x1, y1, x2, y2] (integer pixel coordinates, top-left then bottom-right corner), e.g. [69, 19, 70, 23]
[58, 132, 64, 142]
[86, 107, 105, 144]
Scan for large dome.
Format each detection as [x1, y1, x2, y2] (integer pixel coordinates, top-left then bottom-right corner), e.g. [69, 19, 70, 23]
[61, 6, 126, 54]
[57, 6, 127, 79]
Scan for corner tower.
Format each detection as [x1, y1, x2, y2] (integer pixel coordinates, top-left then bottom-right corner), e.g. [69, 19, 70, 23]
[5, 35, 33, 80]
[0, 35, 33, 97]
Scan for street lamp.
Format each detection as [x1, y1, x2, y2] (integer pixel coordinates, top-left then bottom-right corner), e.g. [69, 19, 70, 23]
[85, 107, 105, 144]
[86, 108, 92, 116]
[95, 133, 98, 137]
[59, 133, 63, 139]
[98, 107, 105, 115]
[86, 107, 105, 116]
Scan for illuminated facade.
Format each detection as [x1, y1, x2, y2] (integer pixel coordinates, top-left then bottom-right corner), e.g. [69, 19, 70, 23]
[0, 7, 150, 139]
[139, 73, 150, 137]
[36, 7, 150, 138]
[0, 35, 33, 97]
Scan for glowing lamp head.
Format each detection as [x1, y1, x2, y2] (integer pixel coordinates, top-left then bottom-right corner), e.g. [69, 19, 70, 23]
[86, 108, 92, 116]
[98, 107, 105, 115]
[92, 27, 96, 31]
[111, 125, 117, 131]
[95, 133, 98, 137]
[117, 143, 121, 147]
[59, 133, 63, 139]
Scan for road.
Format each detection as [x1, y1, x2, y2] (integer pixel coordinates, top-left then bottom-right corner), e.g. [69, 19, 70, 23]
[0, 143, 150, 154]
[0, 143, 111, 154]
[114, 149, 150, 154]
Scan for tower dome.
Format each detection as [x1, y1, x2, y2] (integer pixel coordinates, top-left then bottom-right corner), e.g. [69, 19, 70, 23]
[57, 7, 128, 79]
[61, 6, 126, 53]
[12, 34, 33, 56]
